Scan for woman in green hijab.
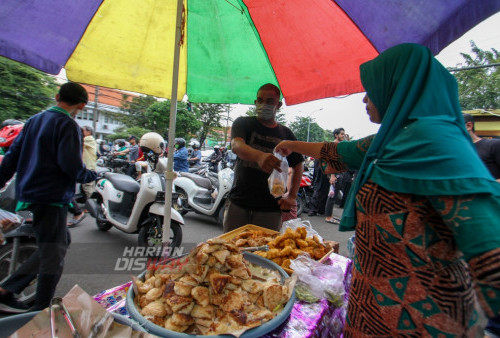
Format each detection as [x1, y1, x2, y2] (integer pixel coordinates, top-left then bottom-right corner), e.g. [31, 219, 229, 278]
[276, 43, 500, 336]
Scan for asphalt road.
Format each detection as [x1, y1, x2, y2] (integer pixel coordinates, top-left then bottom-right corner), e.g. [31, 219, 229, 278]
[56, 206, 353, 298]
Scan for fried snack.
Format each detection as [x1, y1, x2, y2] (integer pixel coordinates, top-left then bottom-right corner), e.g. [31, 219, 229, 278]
[134, 239, 290, 335]
[271, 182, 286, 196]
[231, 227, 330, 272]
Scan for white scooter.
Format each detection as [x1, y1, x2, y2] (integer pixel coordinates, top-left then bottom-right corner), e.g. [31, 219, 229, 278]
[173, 167, 233, 225]
[86, 151, 184, 250]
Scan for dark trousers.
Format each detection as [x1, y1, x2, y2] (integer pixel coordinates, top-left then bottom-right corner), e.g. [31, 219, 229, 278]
[325, 194, 336, 217]
[309, 185, 329, 214]
[1, 204, 70, 310]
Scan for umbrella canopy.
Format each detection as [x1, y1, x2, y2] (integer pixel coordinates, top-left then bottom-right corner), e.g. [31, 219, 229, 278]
[1, 0, 499, 105]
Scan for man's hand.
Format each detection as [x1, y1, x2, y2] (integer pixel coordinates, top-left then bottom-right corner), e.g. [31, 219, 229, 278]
[257, 153, 282, 173]
[278, 195, 297, 211]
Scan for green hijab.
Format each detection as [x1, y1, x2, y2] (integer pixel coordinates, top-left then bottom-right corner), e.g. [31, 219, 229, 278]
[340, 43, 500, 231]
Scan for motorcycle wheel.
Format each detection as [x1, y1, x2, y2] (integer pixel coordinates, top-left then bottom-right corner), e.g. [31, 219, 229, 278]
[0, 241, 38, 306]
[138, 215, 183, 254]
[96, 206, 113, 231]
[173, 189, 188, 216]
[296, 195, 305, 216]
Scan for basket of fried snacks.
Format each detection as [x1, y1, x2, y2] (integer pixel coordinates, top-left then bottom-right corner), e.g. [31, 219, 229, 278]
[126, 237, 296, 337]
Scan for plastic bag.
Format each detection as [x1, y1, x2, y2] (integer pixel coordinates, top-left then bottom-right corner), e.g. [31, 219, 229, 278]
[0, 208, 22, 245]
[268, 151, 288, 198]
[290, 254, 345, 307]
[282, 218, 323, 242]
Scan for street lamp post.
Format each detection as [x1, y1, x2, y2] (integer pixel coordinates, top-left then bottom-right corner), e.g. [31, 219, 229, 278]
[306, 108, 324, 142]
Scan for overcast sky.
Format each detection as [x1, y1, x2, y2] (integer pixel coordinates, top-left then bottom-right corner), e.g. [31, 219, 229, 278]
[229, 12, 500, 139]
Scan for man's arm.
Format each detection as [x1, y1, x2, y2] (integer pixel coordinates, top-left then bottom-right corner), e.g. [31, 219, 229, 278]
[115, 148, 130, 156]
[231, 137, 281, 173]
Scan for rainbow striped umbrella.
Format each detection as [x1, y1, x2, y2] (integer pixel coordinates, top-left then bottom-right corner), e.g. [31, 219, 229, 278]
[1, 0, 499, 105]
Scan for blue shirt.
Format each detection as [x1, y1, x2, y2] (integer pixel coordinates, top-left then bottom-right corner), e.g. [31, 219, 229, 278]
[173, 147, 189, 172]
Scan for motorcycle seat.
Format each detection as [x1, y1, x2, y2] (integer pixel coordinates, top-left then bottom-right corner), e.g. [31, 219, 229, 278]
[178, 172, 213, 190]
[104, 172, 140, 194]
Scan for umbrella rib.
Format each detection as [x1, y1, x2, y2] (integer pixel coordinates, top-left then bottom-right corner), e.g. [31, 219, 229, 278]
[222, 0, 244, 14]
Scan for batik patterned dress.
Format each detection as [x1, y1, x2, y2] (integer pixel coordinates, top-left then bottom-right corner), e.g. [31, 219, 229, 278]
[320, 140, 500, 337]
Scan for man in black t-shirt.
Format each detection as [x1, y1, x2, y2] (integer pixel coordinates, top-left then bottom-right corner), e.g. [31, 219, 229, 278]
[464, 114, 500, 182]
[224, 83, 304, 232]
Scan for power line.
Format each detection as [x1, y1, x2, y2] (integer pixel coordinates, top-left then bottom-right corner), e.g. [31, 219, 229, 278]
[448, 63, 500, 72]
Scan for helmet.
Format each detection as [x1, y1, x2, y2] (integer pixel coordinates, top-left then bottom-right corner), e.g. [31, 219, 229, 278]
[175, 137, 186, 148]
[140, 132, 165, 154]
[0, 124, 24, 148]
[213, 145, 220, 149]
[189, 140, 200, 149]
[0, 119, 23, 130]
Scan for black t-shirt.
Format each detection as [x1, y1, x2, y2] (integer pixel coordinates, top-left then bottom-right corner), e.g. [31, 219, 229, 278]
[229, 116, 304, 211]
[475, 138, 500, 179]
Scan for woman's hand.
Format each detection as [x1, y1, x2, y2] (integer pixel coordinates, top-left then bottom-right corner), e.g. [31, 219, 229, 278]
[274, 141, 294, 156]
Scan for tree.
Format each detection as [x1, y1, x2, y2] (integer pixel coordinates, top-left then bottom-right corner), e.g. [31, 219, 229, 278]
[117, 94, 158, 127]
[107, 126, 151, 142]
[453, 41, 500, 110]
[194, 103, 227, 146]
[144, 101, 203, 141]
[289, 116, 325, 142]
[0, 56, 58, 122]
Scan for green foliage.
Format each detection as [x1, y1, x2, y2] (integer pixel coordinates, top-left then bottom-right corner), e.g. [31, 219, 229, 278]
[193, 103, 227, 146]
[0, 56, 58, 122]
[117, 94, 158, 127]
[453, 41, 500, 110]
[289, 116, 325, 142]
[108, 126, 158, 142]
[145, 101, 202, 140]
[323, 129, 335, 142]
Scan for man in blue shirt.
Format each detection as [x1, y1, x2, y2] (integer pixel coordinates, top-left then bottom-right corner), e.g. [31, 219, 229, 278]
[0, 82, 97, 312]
[173, 138, 189, 172]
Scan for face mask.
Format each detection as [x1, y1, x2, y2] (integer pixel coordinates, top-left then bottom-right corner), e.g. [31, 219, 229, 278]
[175, 144, 179, 149]
[255, 103, 276, 121]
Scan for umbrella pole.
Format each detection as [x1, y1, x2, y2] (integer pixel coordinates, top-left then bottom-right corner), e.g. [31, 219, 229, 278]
[163, 0, 184, 249]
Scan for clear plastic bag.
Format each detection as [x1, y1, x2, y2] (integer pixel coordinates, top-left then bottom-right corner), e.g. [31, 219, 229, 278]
[268, 151, 288, 198]
[0, 208, 22, 245]
[281, 218, 323, 242]
[290, 254, 345, 307]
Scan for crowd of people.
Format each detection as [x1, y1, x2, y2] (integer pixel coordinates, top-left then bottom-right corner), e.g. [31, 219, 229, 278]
[0, 43, 499, 336]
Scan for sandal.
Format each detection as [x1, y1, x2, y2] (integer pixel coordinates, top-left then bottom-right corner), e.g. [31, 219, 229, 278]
[67, 213, 86, 227]
[325, 217, 340, 224]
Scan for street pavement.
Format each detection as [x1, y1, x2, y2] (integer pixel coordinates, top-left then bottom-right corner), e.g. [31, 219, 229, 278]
[56, 206, 352, 298]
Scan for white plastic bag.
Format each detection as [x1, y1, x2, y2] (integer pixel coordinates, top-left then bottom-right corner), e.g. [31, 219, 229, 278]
[290, 254, 345, 307]
[0, 209, 22, 245]
[281, 218, 323, 242]
[268, 151, 288, 198]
